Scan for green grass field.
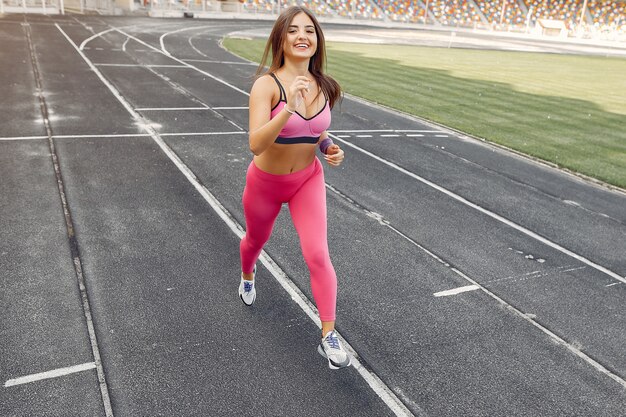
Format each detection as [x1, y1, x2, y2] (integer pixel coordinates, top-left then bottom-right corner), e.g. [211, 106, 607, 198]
[222, 38, 626, 189]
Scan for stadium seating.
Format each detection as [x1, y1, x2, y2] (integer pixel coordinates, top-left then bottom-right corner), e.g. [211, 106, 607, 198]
[238, 0, 625, 34]
[588, 0, 626, 28]
[473, 0, 526, 26]
[525, 0, 585, 29]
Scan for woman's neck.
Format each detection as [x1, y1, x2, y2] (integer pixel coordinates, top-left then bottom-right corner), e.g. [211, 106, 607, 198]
[280, 58, 310, 79]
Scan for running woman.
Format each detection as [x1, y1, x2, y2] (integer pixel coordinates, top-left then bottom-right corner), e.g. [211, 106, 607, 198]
[238, 6, 350, 369]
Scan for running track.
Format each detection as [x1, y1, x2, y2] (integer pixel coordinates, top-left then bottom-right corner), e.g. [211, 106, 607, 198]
[1, 14, 625, 417]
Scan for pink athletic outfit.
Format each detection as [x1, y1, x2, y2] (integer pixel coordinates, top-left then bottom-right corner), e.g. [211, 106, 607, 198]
[240, 73, 337, 321]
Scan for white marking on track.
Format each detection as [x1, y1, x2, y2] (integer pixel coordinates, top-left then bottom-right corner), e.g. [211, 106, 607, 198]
[0, 132, 243, 141]
[406, 134, 424, 137]
[356, 135, 373, 138]
[94, 64, 189, 68]
[55, 133, 151, 139]
[330, 129, 394, 133]
[122, 36, 130, 52]
[0, 135, 48, 141]
[188, 33, 208, 58]
[55, 25, 117, 417]
[136, 107, 209, 111]
[4, 362, 96, 387]
[381, 134, 400, 137]
[395, 130, 440, 133]
[434, 285, 480, 297]
[79, 28, 115, 50]
[0, 131, 246, 141]
[212, 106, 248, 110]
[160, 131, 246, 137]
[183, 59, 256, 65]
[159, 26, 209, 56]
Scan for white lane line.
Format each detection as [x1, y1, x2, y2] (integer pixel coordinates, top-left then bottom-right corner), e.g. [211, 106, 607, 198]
[159, 26, 208, 56]
[0, 135, 48, 141]
[136, 107, 209, 111]
[328, 130, 441, 134]
[381, 134, 401, 137]
[160, 131, 246, 137]
[406, 134, 424, 137]
[0, 132, 247, 141]
[336, 135, 351, 138]
[94, 64, 189, 68]
[188, 33, 208, 58]
[396, 130, 441, 133]
[54, 133, 151, 139]
[212, 106, 248, 110]
[79, 28, 115, 50]
[122, 36, 129, 52]
[112, 27, 250, 97]
[58, 23, 417, 417]
[606, 282, 623, 287]
[356, 135, 373, 138]
[325, 183, 626, 390]
[55, 23, 116, 417]
[435, 134, 448, 137]
[433, 285, 480, 297]
[329, 132, 626, 286]
[183, 59, 256, 65]
[4, 362, 96, 387]
[330, 129, 394, 133]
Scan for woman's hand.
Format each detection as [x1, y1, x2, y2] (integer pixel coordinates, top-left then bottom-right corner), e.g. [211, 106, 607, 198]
[286, 76, 311, 112]
[324, 144, 345, 167]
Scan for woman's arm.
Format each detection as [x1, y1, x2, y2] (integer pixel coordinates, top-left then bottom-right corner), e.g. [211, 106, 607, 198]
[248, 75, 310, 156]
[248, 76, 290, 156]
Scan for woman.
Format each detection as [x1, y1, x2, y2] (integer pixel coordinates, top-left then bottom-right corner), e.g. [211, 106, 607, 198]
[238, 6, 350, 370]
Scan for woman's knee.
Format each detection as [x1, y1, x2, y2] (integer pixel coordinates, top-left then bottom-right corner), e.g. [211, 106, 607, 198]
[304, 248, 333, 273]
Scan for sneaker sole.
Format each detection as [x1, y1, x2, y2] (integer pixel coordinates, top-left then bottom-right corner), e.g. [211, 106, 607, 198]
[239, 292, 255, 306]
[317, 344, 351, 370]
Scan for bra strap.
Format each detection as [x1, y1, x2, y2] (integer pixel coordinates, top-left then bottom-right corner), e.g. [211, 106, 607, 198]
[269, 73, 287, 102]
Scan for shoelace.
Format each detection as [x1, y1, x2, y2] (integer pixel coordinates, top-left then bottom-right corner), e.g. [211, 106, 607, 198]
[325, 332, 340, 350]
[243, 281, 253, 292]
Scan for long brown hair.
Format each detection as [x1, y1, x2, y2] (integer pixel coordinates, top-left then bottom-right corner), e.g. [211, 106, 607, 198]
[255, 6, 342, 109]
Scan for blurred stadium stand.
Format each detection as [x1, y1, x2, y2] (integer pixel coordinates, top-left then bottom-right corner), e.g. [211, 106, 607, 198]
[236, 0, 624, 35]
[5, 0, 621, 39]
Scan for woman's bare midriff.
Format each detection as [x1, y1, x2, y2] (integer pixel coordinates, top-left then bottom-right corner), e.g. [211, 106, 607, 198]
[253, 143, 317, 175]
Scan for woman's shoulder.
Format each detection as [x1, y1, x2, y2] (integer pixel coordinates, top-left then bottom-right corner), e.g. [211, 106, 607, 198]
[252, 73, 276, 88]
[250, 73, 278, 96]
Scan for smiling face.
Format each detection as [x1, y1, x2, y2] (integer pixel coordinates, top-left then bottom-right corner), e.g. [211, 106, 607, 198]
[282, 12, 318, 61]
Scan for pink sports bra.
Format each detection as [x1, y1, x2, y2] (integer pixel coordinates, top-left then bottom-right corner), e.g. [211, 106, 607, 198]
[269, 73, 331, 145]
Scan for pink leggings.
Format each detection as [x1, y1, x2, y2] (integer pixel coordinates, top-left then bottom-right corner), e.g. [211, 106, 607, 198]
[240, 157, 337, 321]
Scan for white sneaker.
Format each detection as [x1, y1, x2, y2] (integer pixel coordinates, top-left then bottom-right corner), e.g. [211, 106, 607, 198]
[317, 330, 351, 369]
[238, 265, 256, 306]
